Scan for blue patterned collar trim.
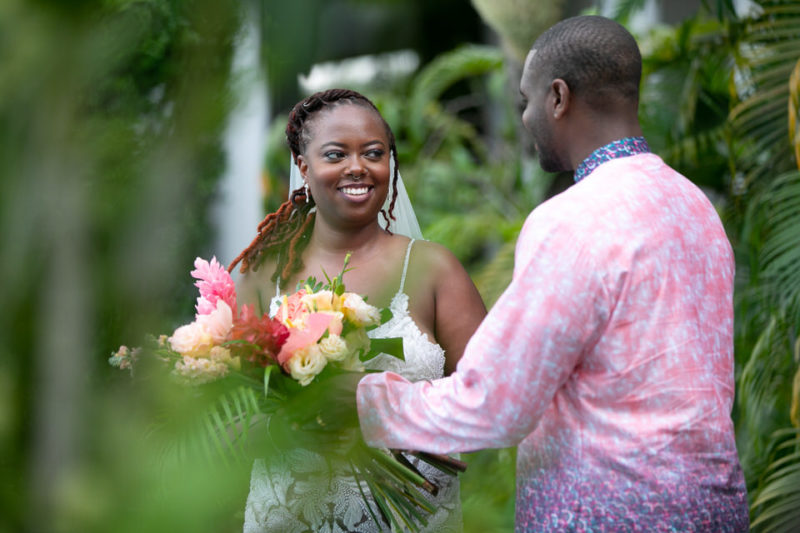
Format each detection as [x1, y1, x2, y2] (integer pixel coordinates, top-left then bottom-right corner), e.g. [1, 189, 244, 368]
[573, 136, 650, 183]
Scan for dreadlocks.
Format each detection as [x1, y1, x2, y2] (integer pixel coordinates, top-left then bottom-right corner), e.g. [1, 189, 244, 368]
[227, 88, 401, 283]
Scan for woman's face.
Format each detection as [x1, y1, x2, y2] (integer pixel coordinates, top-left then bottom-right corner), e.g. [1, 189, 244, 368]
[297, 103, 391, 230]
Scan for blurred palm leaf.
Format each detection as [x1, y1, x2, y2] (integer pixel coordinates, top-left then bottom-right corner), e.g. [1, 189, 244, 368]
[473, 238, 517, 308]
[408, 45, 503, 144]
[638, 15, 734, 191]
[612, 0, 649, 23]
[200, 385, 263, 466]
[730, 1, 800, 190]
[738, 313, 797, 471]
[757, 171, 800, 316]
[749, 427, 800, 532]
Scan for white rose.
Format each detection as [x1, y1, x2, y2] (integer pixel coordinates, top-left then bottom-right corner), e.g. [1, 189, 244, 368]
[174, 354, 228, 384]
[342, 293, 381, 327]
[287, 344, 327, 386]
[318, 334, 350, 362]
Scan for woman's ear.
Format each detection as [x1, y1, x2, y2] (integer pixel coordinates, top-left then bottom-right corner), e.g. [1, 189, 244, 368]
[297, 155, 309, 180]
[551, 79, 571, 120]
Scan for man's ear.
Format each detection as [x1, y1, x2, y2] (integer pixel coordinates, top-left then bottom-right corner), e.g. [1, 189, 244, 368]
[551, 79, 571, 120]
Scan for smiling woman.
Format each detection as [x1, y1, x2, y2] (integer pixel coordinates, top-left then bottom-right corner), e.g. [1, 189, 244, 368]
[297, 104, 392, 230]
[230, 88, 487, 532]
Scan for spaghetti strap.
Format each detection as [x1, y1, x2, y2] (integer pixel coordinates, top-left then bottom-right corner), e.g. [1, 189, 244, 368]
[398, 239, 415, 294]
[275, 251, 282, 298]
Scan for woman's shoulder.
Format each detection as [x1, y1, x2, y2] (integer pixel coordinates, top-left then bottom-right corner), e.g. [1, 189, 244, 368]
[409, 239, 462, 271]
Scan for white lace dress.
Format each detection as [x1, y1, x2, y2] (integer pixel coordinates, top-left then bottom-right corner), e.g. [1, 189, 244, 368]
[243, 240, 462, 532]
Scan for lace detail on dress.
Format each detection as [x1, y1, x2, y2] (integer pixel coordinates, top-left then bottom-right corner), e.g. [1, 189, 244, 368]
[364, 291, 445, 383]
[243, 240, 461, 532]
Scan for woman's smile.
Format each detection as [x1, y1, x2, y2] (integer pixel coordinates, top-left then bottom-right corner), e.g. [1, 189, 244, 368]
[338, 184, 373, 200]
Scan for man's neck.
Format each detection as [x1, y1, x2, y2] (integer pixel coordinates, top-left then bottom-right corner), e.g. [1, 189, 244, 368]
[567, 111, 643, 170]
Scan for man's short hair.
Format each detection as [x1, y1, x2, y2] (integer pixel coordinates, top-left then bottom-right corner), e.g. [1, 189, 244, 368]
[530, 16, 642, 110]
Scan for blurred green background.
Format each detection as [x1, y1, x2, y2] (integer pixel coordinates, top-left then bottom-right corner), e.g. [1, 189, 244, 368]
[2, 0, 799, 531]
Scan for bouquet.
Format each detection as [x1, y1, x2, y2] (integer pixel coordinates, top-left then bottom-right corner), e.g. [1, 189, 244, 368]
[110, 255, 465, 531]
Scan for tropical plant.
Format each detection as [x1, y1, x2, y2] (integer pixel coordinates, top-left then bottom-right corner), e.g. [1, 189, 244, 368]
[728, 0, 800, 527]
[0, 0, 245, 531]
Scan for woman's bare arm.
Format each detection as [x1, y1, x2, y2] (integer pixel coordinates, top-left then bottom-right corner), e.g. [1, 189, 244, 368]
[419, 242, 487, 375]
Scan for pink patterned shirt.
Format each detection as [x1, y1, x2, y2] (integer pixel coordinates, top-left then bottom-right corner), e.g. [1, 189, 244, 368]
[357, 152, 749, 531]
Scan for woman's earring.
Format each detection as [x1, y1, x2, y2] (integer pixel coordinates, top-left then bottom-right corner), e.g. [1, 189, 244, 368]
[303, 181, 310, 198]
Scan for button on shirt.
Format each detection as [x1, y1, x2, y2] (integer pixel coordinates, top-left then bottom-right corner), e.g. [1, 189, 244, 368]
[356, 144, 749, 531]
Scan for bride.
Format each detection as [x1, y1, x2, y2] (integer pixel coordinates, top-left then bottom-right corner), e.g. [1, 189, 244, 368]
[230, 88, 487, 532]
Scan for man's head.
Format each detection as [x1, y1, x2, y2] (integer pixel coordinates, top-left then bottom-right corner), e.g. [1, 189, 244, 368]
[520, 16, 643, 172]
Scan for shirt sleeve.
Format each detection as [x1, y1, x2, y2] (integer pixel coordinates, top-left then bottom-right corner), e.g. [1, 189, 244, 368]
[356, 211, 611, 453]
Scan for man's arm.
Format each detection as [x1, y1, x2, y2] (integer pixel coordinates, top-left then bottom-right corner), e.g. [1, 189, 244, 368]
[357, 216, 610, 453]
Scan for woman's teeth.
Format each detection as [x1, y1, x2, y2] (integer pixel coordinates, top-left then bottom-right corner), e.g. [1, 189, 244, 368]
[340, 186, 369, 195]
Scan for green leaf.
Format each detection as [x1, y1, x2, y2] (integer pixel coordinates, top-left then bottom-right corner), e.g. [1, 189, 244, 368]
[380, 307, 393, 324]
[263, 364, 275, 398]
[364, 337, 404, 361]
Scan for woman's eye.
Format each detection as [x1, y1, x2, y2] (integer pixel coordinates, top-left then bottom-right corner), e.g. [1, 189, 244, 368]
[323, 151, 345, 161]
[365, 149, 385, 159]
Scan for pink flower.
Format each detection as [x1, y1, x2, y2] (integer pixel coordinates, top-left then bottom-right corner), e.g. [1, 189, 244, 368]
[191, 257, 237, 317]
[196, 300, 234, 344]
[276, 312, 336, 367]
[278, 289, 309, 327]
[230, 304, 289, 367]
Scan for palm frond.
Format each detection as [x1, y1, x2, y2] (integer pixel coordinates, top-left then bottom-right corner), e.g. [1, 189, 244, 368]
[754, 171, 800, 314]
[737, 311, 796, 482]
[423, 210, 507, 262]
[198, 384, 263, 465]
[750, 428, 800, 532]
[730, 0, 800, 186]
[474, 239, 516, 308]
[408, 45, 503, 144]
[611, 0, 649, 23]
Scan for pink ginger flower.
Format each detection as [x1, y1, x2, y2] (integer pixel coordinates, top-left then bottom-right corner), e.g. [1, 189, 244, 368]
[191, 257, 237, 317]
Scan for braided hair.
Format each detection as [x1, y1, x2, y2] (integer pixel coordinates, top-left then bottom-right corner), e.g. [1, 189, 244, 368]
[228, 88, 401, 282]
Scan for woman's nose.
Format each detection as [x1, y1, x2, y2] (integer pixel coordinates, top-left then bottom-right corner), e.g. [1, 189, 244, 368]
[346, 156, 366, 176]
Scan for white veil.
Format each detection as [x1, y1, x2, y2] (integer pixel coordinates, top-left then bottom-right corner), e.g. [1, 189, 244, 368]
[288, 153, 423, 239]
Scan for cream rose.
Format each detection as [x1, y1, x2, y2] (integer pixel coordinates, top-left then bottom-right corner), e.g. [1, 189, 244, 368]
[169, 321, 213, 357]
[286, 344, 327, 386]
[318, 334, 350, 362]
[301, 290, 341, 312]
[342, 293, 381, 327]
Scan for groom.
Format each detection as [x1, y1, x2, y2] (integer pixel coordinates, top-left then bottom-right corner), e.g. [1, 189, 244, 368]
[356, 15, 749, 531]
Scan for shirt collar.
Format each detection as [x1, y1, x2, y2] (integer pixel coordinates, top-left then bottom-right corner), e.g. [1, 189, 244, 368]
[573, 136, 650, 183]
